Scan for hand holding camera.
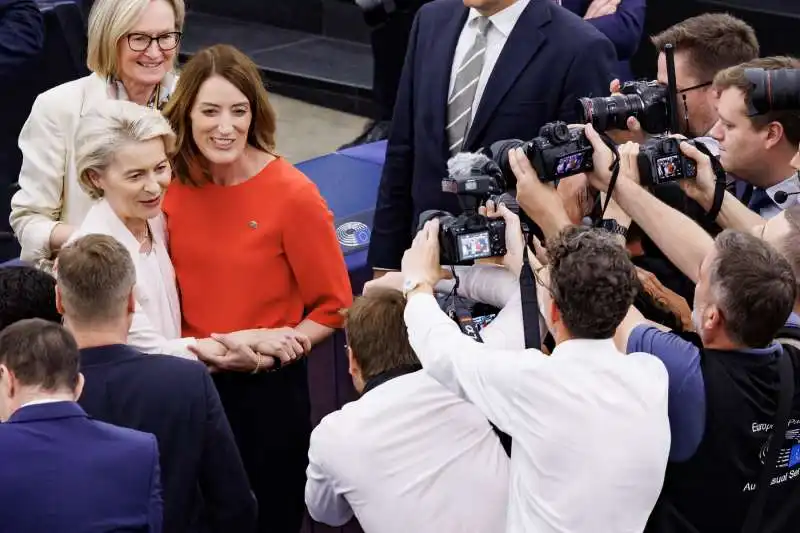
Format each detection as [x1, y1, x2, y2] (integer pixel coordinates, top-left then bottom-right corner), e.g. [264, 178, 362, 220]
[479, 199, 526, 277]
[604, 79, 648, 144]
[509, 147, 572, 238]
[676, 140, 718, 212]
[401, 219, 444, 292]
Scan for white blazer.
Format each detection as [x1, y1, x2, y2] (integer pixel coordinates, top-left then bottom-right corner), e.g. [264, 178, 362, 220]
[68, 199, 197, 359]
[10, 72, 177, 264]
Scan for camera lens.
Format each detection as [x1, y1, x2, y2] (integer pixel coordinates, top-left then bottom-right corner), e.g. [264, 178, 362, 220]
[577, 94, 645, 132]
[745, 68, 800, 115]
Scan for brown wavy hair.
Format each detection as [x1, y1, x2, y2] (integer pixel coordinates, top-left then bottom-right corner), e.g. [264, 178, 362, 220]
[162, 44, 276, 185]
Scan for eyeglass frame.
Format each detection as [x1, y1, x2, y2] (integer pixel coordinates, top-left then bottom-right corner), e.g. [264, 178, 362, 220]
[125, 31, 183, 52]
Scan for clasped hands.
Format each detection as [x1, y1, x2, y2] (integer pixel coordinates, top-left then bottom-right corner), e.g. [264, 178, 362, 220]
[189, 328, 312, 374]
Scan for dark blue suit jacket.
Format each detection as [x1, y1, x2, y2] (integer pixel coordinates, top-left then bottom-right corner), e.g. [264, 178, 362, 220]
[368, 0, 618, 269]
[0, 0, 44, 260]
[0, 401, 162, 533]
[78, 345, 257, 533]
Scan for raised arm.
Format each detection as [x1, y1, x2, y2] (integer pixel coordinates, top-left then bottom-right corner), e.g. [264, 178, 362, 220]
[11, 93, 74, 263]
[584, 0, 646, 61]
[283, 180, 353, 346]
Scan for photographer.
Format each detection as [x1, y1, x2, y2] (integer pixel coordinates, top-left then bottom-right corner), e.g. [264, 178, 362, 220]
[709, 57, 800, 218]
[606, 13, 758, 142]
[578, 124, 800, 533]
[400, 215, 670, 531]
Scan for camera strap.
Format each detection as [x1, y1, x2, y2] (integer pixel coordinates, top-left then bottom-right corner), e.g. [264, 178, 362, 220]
[688, 140, 727, 221]
[593, 132, 622, 222]
[446, 267, 486, 343]
[520, 230, 541, 351]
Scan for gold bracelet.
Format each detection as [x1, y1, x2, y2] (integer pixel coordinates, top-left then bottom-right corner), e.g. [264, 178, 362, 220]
[251, 355, 263, 374]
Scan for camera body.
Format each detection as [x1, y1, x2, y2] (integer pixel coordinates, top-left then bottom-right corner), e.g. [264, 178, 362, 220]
[430, 211, 507, 265]
[418, 156, 509, 265]
[637, 136, 697, 187]
[578, 80, 670, 134]
[523, 121, 594, 182]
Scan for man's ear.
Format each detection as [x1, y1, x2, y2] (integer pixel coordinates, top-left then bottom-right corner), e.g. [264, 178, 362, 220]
[0, 365, 16, 398]
[549, 298, 560, 327]
[55, 284, 65, 315]
[347, 345, 359, 378]
[706, 304, 724, 332]
[127, 290, 136, 314]
[74, 372, 85, 401]
[764, 121, 786, 151]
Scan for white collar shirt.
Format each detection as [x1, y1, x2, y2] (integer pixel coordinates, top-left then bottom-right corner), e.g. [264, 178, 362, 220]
[305, 370, 510, 533]
[405, 292, 671, 533]
[449, 0, 531, 121]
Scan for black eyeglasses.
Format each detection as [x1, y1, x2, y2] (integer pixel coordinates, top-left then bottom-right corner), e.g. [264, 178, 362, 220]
[678, 81, 712, 94]
[126, 31, 182, 52]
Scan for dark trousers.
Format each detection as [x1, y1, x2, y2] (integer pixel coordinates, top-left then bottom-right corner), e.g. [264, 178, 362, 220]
[214, 363, 312, 533]
[367, 1, 431, 121]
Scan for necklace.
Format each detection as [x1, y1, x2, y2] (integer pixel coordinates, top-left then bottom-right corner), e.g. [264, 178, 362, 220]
[132, 223, 153, 254]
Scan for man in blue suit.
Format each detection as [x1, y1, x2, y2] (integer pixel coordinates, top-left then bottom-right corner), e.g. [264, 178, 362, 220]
[368, 0, 618, 272]
[557, 0, 646, 81]
[0, 318, 163, 533]
[57, 234, 257, 533]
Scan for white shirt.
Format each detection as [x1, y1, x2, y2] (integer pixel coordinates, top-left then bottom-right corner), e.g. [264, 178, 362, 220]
[435, 263, 525, 349]
[761, 173, 800, 219]
[449, 0, 531, 122]
[305, 371, 510, 533]
[405, 293, 671, 533]
[67, 199, 196, 359]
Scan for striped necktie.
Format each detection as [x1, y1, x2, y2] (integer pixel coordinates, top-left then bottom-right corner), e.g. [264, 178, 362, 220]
[447, 16, 491, 156]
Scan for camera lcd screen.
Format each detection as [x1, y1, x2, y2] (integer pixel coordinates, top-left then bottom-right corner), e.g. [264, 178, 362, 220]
[553, 149, 592, 179]
[655, 154, 681, 183]
[458, 231, 491, 261]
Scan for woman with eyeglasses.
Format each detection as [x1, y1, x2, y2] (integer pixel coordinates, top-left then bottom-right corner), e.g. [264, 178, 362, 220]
[10, 0, 184, 271]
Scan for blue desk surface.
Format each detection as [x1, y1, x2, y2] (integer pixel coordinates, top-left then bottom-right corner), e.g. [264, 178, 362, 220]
[295, 142, 386, 280]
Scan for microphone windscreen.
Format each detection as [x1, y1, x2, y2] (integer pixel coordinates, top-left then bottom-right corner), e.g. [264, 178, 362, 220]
[446, 151, 494, 180]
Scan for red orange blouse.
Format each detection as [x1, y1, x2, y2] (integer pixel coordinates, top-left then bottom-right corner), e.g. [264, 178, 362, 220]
[162, 158, 353, 338]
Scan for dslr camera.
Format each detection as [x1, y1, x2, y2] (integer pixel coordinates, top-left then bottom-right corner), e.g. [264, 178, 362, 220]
[637, 136, 698, 187]
[491, 121, 594, 183]
[417, 154, 509, 265]
[577, 80, 670, 135]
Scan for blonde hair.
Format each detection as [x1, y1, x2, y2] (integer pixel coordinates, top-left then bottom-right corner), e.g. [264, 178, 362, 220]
[87, 0, 185, 78]
[76, 100, 177, 199]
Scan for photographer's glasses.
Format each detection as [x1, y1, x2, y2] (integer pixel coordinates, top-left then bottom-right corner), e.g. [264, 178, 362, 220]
[126, 31, 182, 52]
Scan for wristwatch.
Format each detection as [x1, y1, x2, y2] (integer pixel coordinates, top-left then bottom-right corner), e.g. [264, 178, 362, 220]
[599, 219, 629, 239]
[402, 278, 427, 299]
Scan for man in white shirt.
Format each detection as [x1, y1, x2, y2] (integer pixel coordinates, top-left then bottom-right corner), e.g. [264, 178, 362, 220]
[399, 217, 671, 533]
[305, 288, 510, 533]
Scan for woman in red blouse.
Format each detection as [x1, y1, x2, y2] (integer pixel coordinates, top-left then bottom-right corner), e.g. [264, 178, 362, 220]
[162, 44, 352, 533]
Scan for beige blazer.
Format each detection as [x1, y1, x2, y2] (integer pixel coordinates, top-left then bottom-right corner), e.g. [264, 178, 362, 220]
[68, 199, 196, 359]
[10, 72, 177, 264]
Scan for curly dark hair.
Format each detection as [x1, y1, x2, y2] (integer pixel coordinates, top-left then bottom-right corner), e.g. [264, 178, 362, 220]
[547, 226, 638, 339]
[0, 266, 61, 333]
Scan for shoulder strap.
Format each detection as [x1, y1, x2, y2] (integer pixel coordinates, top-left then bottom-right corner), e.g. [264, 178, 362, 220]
[741, 349, 796, 533]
